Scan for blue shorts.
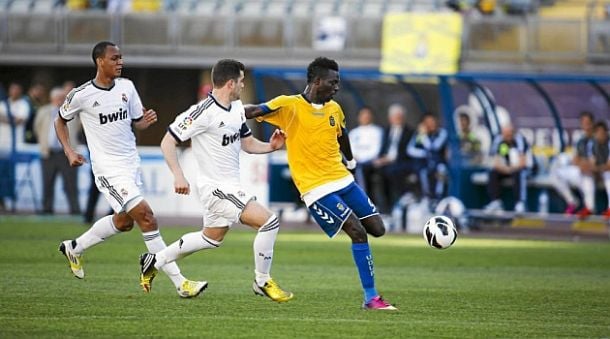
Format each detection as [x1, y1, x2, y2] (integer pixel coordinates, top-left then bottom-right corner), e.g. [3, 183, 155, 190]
[308, 182, 378, 238]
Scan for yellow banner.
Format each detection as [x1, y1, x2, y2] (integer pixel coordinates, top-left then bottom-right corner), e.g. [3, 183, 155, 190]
[380, 13, 463, 75]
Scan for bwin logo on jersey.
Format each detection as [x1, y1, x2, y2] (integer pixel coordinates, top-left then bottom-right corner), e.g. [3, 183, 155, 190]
[221, 132, 240, 146]
[99, 108, 128, 125]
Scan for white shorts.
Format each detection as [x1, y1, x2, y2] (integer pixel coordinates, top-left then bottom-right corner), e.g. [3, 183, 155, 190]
[96, 168, 144, 214]
[198, 183, 256, 227]
[554, 165, 582, 187]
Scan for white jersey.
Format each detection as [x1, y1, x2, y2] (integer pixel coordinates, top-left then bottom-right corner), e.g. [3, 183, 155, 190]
[59, 78, 144, 177]
[349, 124, 383, 163]
[168, 94, 251, 187]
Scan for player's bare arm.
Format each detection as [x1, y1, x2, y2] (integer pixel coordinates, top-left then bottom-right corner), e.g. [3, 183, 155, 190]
[134, 108, 158, 130]
[54, 115, 85, 167]
[241, 129, 286, 154]
[160, 132, 190, 195]
[244, 104, 268, 119]
[337, 129, 356, 170]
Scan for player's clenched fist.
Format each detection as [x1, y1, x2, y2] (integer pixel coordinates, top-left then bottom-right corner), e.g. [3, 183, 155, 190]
[174, 175, 190, 195]
[66, 151, 86, 167]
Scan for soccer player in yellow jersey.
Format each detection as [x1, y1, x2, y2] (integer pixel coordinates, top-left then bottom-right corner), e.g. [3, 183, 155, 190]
[245, 57, 397, 310]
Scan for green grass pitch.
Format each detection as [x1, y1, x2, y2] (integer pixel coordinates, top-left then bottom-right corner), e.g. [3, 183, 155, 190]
[0, 217, 609, 338]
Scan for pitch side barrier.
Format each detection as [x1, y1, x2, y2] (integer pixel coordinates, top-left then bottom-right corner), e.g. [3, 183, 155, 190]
[252, 68, 610, 216]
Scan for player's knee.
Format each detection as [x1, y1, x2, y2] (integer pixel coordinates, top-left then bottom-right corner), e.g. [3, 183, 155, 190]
[201, 230, 225, 247]
[361, 215, 385, 237]
[115, 218, 135, 232]
[138, 211, 158, 232]
[343, 219, 368, 243]
[369, 225, 385, 238]
[257, 213, 279, 231]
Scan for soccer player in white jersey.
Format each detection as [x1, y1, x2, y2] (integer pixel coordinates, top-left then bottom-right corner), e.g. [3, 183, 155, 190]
[54, 41, 206, 298]
[139, 59, 293, 302]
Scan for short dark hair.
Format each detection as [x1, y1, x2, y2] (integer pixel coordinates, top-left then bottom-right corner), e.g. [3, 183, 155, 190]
[580, 111, 594, 122]
[307, 57, 339, 84]
[359, 105, 373, 112]
[211, 59, 245, 88]
[92, 41, 117, 67]
[594, 121, 608, 132]
[459, 112, 470, 121]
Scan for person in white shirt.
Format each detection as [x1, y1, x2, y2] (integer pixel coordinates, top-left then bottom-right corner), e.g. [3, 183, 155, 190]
[34, 87, 81, 215]
[54, 41, 205, 298]
[348, 106, 383, 203]
[0, 82, 30, 153]
[139, 59, 293, 302]
[373, 104, 414, 213]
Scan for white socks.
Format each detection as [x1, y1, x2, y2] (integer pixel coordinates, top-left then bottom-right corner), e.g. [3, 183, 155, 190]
[154, 232, 221, 270]
[551, 170, 576, 205]
[150, 214, 280, 288]
[582, 175, 595, 210]
[254, 215, 280, 286]
[73, 215, 120, 254]
[142, 230, 186, 288]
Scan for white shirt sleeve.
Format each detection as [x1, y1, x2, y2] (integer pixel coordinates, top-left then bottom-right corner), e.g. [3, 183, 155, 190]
[59, 90, 81, 121]
[168, 102, 210, 142]
[128, 81, 144, 120]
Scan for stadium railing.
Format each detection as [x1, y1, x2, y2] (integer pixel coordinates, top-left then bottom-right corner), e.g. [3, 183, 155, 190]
[1, 2, 609, 68]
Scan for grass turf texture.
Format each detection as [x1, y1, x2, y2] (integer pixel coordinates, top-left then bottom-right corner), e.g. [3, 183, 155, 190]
[0, 217, 609, 338]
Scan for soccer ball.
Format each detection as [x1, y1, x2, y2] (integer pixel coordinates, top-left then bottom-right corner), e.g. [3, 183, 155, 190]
[423, 215, 457, 249]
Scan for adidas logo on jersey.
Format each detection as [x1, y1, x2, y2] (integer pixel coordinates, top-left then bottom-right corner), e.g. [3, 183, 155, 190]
[93, 101, 100, 107]
[218, 121, 225, 128]
[99, 108, 128, 125]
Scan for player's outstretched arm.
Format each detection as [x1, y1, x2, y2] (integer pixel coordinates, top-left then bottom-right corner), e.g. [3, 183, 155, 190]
[160, 132, 190, 195]
[241, 129, 285, 154]
[54, 116, 85, 167]
[244, 104, 266, 119]
[338, 129, 357, 170]
[134, 108, 158, 130]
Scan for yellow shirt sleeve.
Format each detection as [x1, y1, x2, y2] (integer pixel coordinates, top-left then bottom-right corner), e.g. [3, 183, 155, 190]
[255, 95, 295, 129]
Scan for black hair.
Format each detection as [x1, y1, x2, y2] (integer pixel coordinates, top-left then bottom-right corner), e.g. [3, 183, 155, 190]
[459, 112, 470, 121]
[211, 59, 245, 88]
[306, 57, 339, 84]
[92, 41, 117, 67]
[421, 112, 437, 122]
[359, 105, 373, 113]
[594, 120, 608, 132]
[580, 111, 595, 122]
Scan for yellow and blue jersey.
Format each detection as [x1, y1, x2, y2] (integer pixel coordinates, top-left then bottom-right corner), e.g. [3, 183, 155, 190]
[256, 94, 350, 194]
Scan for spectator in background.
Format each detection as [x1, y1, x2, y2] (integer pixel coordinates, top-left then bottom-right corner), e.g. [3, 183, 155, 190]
[583, 121, 610, 219]
[373, 104, 413, 213]
[484, 124, 530, 214]
[34, 87, 81, 215]
[0, 82, 30, 153]
[62, 81, 76, 94]
[407, 113, 448, 204]
[24, 83, 47, 144]
[549, 111, 594, 217]
[457, 112, 482, 165]
[348, 106, 383, 204]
